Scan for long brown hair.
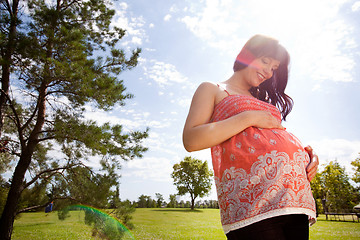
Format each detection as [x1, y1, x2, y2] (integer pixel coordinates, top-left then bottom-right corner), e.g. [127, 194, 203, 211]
[233, 35, 293, 121]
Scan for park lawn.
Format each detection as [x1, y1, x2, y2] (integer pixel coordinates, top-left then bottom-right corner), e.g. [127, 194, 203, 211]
[130, 208, 226, 240]
[12, 211, 94, 240]
[12, 209, 360, 240]
[310, 214, 360, 240]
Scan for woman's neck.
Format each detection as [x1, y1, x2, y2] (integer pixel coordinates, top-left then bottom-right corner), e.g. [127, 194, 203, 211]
[223, 72, 252, 96]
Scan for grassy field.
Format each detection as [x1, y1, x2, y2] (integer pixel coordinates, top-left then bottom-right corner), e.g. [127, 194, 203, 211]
[12, 209, 360, 240]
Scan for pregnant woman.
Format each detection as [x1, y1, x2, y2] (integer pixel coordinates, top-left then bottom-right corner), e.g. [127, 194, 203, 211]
[183, 35, 318, 240]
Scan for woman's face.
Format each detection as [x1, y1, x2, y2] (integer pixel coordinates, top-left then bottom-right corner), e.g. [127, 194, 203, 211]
[245, 56, 280, 88]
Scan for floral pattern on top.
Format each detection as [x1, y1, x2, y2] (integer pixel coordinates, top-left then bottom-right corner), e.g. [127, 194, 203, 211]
[210, 95, 316, 234]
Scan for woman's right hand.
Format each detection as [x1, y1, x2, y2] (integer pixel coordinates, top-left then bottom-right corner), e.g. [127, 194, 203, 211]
[245, 110, 285, 130]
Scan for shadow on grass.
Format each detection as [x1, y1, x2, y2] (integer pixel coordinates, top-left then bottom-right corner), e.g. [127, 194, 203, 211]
[15, 222, 54, 227]
[316, 218, 360, 224]
[151, 209, 203, 213]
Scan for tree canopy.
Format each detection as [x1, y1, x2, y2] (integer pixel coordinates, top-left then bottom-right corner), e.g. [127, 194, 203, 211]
[351, 155, 360, 184]
[171, 156, 213, 210]
[0, 0, 148, 239]
[310, 160, 359, 213]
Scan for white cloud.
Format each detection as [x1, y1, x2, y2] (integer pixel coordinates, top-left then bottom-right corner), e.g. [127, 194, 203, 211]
[123, 156, 174, 182]
[352, 1, 360, 11]
[83, 104, 149, 131]
[308, 138, 360, 176]
[131, 36, 142, 45]
[177, 98, 191, 108]
[177, 0, 357, 85]
[169, 5, 179, 13]
[143, 59, 188, 88]
[164, 14, 172, 21]
[122, 148, 213, 184]
[112, 2, 148, 46]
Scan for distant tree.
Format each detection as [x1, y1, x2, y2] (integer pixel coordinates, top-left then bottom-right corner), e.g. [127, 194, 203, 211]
[310, 173, 324, 214]
[0, 1, 148, 239]
[155, 193, 164, 208]
[151, 199, 157, 208]
[109, 186, 121, 209]
[137, 195, 149, 208]
[319, 161, 357, 212]
[137, 195, 155, 208]
[167, 194, 177, 208]
[351, 155, 360, 184]
[171, 156, 213, 210]
[209, 200, 219, 209]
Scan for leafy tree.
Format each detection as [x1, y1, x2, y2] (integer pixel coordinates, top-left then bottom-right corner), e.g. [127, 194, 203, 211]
[82, 199, 135, 239]
[351, 155, 360, 184]
[323, 161, 356, 212]
[0, 1, 148, 239]
[155, 193, 164, 208]
[209, 200, 219, 209]
[0, 152, 12, 215]
[312, 161, 357, 213]
[171, 156, 213, 210]
[52, 162, 119, 208]
[12, 145, 137, 239]
[310, 173, 324, 214]
[137, 195, 151, 208]
[167, 194, 177, 208]
[109, 186, 121, 209]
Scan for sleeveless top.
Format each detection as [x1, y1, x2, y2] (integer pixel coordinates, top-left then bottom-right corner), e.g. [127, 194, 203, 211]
[210, 89, 316, 234]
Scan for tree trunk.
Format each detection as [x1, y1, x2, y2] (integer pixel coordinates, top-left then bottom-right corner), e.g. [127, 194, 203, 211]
[0, 151, 32, 239]
[0, 78, 47, 240]
[0, 0, 19, 137]
[191, 197, 195, 210]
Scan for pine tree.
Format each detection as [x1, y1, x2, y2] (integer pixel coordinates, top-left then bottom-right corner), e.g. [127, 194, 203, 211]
[0, 1, 148, 239]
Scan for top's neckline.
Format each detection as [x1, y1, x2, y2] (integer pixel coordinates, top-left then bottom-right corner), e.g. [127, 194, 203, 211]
[215, 94, 262, 107]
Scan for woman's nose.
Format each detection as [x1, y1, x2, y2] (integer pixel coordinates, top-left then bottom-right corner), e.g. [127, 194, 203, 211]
[263, 67, 272, 78]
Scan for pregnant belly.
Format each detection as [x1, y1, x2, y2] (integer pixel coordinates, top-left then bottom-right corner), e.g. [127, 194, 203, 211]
[217, 127, 309, 173]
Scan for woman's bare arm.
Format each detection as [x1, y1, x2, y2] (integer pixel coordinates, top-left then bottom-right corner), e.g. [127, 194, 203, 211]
[182, 82, 284, 152]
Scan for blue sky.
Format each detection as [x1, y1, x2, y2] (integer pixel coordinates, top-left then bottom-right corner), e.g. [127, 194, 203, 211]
[83, 0, 360, 202]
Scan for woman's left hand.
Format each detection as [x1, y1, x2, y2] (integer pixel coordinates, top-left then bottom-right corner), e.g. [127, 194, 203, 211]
[304, 145, 319, 181]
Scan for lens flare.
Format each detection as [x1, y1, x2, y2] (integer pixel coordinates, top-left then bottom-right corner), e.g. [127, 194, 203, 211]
[235, 48, 256, 66]
[68, 204, 136, 240]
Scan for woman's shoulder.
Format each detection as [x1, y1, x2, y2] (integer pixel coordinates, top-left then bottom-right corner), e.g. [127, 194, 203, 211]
[195, 82, 228, 101]
[192, 82, 219, 98]
[197, 81, 219, 91]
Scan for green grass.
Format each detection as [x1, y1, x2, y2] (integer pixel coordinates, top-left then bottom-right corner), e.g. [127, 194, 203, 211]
[12, 209, 360, 239]
[12, 211, 94, 240]
[130, 208, 225, 240]
[310, 215, 360, 240]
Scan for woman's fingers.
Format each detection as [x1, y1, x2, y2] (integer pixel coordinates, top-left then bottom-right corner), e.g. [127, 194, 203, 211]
[305, 145, 319, 181]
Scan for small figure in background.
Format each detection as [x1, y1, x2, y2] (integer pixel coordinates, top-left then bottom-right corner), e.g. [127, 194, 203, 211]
[45, 201, 53, 213]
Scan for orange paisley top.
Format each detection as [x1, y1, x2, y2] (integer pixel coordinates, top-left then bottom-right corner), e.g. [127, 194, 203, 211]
[210, 95, 316, 234]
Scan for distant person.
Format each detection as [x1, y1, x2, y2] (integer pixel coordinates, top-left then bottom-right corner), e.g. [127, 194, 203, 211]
[183, 34, 319, 240]
[45, 201, 53, 213]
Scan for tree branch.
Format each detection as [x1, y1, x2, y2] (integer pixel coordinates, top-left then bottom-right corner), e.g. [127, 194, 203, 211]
[0, 89, 24, 145]
[23, 163, 80, 189]
[16, 196, 83, 214]
[20, 98, 40, 133]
